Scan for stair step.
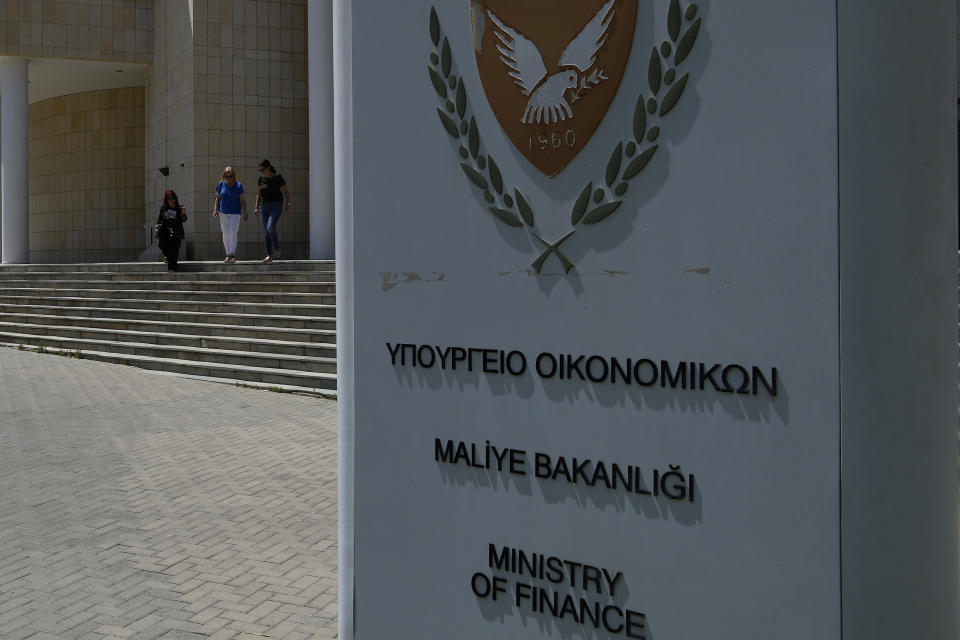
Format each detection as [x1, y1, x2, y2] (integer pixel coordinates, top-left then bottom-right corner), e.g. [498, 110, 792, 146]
[0, 311, 336, 343]
[141, 368, 338, 399]
[0, 322, 335, 358]
[0, 287, 335, 304]
[0, 331, 336, 374]
[1, 343, 337, 391]
[0, 260, 335, 273]
[0, 295, 335, 317]
[0, 303, 333, 329]
[0, 271, 335, 283]
[0, 279, 335, 293]
[0, 260, 339, 392]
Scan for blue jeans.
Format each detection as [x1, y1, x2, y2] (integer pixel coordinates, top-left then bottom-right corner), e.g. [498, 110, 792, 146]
[260, 201, 283, 255]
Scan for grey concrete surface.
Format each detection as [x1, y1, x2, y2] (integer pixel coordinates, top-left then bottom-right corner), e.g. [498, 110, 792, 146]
[0, 348, 338, 640]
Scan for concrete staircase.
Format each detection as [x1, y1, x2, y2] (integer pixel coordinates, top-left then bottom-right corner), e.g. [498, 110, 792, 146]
[0, 261, 337, 397]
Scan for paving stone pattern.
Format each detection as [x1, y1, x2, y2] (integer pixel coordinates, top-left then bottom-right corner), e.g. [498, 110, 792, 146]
[0, 348, 338, 639]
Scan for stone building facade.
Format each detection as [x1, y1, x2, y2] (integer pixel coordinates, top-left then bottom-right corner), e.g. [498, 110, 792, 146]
[29, 86, 145, 263]
[0, 0, 331, 264]
[148, 0, 312, 261]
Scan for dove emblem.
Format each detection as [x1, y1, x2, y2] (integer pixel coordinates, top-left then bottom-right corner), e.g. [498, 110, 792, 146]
[471, 0, 637, 177]
[487, 0, 616, 125]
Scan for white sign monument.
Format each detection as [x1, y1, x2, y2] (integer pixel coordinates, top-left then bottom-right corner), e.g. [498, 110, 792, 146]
[335, 1, 958, 638]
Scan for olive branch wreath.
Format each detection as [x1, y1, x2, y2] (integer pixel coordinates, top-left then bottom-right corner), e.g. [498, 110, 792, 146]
[427, 1, 701, 273]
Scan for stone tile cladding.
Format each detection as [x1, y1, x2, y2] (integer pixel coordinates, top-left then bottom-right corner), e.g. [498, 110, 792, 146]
[190, 0, 309, 261]
[0, 0, 152, 61]
[145, 0, 309, 262]
[146, 0, 194, 258]
[29, 87, 146, 263]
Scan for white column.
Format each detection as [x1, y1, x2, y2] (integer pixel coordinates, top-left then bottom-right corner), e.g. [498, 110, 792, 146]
[333, 0, 354, 637]
[308, 1, 335, 260]
[1, 58, 28, 264]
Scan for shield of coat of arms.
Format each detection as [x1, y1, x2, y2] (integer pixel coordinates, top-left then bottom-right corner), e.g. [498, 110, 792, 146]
[470, 0, 637, 177]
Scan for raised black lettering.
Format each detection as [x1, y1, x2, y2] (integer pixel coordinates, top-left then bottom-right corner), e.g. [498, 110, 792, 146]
[538, 586, 559, 615]
[506, 350, 527, 376]
[435, 345, 452, 368]
[753, 366, 778, 397]
[515, 582, 532, 607]
[491, 446, 509, 471]
[602, 605, 624, 633]
[580, 598, 601, 628]
[535, 453, 551, 478]
[591, 461, 611, 489]
[518, 550, 536, 578]
[722, 364, 749, 394]
[482, 349, 498, 374]
[492, 576, 508, 601]
[386, 342, 402, 365]
[661, 360, 687, 389]
[488, 544, 509, 571]
[611, 464, 633, 491]
[536, 353, 558, 378]
[582, 565, 602, 594]
[633, 359, 658, 386]
[509, 449, 527, 475]
[586, 355, 609, 383]
[546, 556, 564, 583]
[572, 458, 592, 485]
[699, 362, 721, 392]
[610, 357, 632, 384]
[603, 568, 623, 597]
[467, 348, 483, 371]
[417, 345, 435, 368]
[469, 443, 484, 468]
[566, 354, 586, 380]
[434, 439, 454, 463]
[471, 572, 491, 598]
[625, 610, 647, 639]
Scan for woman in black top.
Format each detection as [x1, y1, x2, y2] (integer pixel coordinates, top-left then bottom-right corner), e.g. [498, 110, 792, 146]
[254, 159, 291, 262]
[155, 189, 188, 271]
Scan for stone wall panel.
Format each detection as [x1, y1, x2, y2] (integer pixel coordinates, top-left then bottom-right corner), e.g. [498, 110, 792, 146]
[29, 87, 145, 263]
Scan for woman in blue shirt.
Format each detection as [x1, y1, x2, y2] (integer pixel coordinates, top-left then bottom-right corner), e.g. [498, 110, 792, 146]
[211, 166, 248, 263]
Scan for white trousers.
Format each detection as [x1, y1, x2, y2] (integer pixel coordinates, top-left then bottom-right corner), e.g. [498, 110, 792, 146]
[219, 213, 241, 255]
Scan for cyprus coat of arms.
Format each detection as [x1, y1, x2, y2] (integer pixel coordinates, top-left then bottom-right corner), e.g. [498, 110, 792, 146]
[472, 0, 636, 176]
[427, 0, 702, 272]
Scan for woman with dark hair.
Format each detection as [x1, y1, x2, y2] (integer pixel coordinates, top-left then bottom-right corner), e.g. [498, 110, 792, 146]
[155, 189, 188, 271]
[254, 159, 290, 262]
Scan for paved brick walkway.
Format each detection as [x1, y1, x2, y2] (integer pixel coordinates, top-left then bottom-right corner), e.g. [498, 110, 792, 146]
[0, 348, 338, 640]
